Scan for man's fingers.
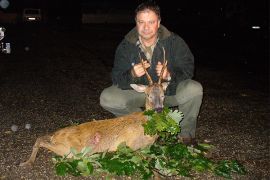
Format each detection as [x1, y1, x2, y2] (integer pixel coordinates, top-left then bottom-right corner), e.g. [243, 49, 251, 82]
[142, 60, 150, 66]
[156, 61, 168, 77]
[144, 63, 150, 68]
[156, 64, 162, 74]
[133, 65, 149, 77]
[141, 61, 150, 69]
[132, 60, 151, 77]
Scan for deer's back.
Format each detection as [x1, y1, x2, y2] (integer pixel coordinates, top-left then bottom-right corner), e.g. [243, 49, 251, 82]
[50, 112, 156, 155]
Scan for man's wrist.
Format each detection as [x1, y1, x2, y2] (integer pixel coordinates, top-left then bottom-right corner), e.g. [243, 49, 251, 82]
[166, 72, 171, 81]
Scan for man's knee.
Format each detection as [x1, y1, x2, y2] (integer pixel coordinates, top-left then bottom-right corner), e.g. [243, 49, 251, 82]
[186, 80, 203, 96]
[100, 86, 121, 109]
[100, 88, 107, 107]
[175, 80, 203, 103]
[100, 85, 142, 109]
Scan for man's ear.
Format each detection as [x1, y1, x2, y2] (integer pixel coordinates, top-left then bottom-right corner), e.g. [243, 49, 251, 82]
[161, 82, 169, 91]
[130, 84, 147, 93]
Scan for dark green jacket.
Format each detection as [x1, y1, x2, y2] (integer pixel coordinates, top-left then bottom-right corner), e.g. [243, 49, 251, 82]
[112, 25, 194, 96]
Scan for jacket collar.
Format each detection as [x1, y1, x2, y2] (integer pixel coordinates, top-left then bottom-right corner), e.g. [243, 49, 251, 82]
[125, 24, 171, 45]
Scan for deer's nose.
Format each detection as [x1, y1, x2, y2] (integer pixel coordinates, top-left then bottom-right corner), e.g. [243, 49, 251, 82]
[155, 107, 163, 113]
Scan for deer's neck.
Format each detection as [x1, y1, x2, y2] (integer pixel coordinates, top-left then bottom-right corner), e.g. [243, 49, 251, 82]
[145, 99, 152, 111]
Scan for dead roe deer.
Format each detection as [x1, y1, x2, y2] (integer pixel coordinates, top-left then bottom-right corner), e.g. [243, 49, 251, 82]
[20, 50, 169, 167]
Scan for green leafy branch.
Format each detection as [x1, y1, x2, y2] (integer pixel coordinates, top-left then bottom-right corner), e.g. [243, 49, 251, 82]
[52, 108, 246, 179]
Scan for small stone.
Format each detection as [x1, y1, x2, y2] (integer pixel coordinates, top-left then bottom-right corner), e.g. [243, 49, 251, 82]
[204, 139, 211, 143]
[25, 123, 31, 130]
[11, 125, 18, 132]
[24, 46, 30, 51]
[4, 130, 12, 134]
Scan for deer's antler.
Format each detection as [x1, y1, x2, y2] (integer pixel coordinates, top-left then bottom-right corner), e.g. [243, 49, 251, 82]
[139, 52, 153, 85]
[158, 47, 168, 84]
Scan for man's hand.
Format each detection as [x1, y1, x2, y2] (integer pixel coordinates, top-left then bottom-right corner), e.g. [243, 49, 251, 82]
[156, 61, 170, 80]
[131, 60, 150, 77]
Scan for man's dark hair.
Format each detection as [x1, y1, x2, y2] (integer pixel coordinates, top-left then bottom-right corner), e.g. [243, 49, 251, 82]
[135, 1, 161, 20]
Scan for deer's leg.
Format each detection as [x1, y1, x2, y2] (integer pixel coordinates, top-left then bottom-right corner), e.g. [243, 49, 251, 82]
[20, 135, 51, 167]
[20, 135, 74, 167]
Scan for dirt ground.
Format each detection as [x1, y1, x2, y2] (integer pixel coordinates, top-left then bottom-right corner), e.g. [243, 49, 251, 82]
[0, 24, 269, 179]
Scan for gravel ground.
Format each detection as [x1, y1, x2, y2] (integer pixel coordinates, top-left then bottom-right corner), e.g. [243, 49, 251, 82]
[0, 24, 269, 179]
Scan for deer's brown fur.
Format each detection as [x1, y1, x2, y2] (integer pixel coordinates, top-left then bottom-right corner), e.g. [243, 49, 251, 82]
[20, 112, 157, 167]
[20, 49, 168, 167]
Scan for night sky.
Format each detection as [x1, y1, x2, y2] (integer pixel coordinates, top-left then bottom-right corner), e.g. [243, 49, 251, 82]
[1, 0, 268, 18]
[1, 0, 268, 35]
[0, 0, 269, 72]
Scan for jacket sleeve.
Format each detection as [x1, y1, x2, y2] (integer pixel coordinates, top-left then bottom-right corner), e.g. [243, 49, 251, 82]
[111, 40, 139, 89]
[169, 35, 194, 84]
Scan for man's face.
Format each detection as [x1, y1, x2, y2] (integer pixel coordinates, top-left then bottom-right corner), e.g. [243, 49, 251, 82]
[136, 9, 160, 43]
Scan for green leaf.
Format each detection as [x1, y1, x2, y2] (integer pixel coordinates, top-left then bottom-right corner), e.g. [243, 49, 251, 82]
[130, 155, 142, 164]
[70, 147, 78, 156]
[196, 143, 214, 153]
[155, 159, 173, 176]
[117, 142, 133, 155]
[76, 160, 94, 176]
[55, 162, 68, 176]
[165, 118, 180, 135]
[162, 107, 170, 114]
[191, 157, 212, 172]
[52, 155, 63, 163]
[100, 159, 136, 176]
[214, 160, 246, 178]
[165, 143, 191, 159]
[155, 119, 167, 132]
[81, 146, 92, 157]
[150, 144, 164, 156]
[67, 160, 81, 176]
[77, 161, 88, 176]
[88, 153, 101, 160]
[143, 108, 182, 136]
[142, 118, 157, 135]
[167, 109, 184, 124]
[214, 160, 233, 178]
[176, 165, 191, 177]
[230, 160, 246, 174]
[143, 109, 155, 116]
[86, 162, 94, 175]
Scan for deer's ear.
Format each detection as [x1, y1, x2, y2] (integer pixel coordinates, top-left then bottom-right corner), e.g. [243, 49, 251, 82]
[161, 82, 169, 91]
[130, 84, 147, 93]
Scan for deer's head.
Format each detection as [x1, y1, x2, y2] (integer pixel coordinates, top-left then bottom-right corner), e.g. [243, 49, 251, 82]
[131, 48, 169, 113]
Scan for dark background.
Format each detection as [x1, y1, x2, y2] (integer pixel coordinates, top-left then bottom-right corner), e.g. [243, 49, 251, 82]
[1, 0, 268, 81]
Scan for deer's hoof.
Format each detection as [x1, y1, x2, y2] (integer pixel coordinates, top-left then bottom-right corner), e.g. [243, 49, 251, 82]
[19, 161, 33, 167]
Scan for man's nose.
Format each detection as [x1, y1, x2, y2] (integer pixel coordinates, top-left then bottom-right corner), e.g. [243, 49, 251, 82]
[144, 23, 149, 30]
